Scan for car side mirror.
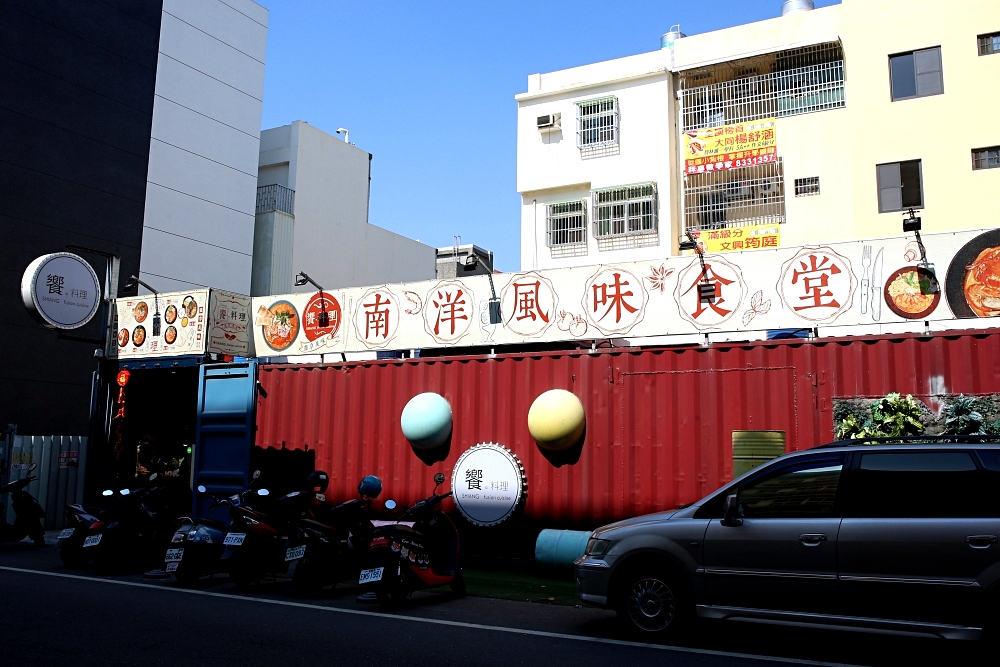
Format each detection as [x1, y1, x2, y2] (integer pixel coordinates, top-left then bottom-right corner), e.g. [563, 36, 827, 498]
[721, 493, 743, 527]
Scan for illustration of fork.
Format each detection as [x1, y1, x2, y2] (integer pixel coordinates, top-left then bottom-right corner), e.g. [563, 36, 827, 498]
[860, 245, 872, 314]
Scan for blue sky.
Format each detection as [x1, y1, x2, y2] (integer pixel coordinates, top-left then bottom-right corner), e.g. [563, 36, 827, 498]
[259, 0, 840, 272]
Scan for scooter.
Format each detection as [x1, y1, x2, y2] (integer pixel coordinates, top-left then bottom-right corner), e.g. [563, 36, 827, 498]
[60, 473, 184, 569]
[0, 463, 45, 547]
[284, 474, 381, 594]
[360, 472, 465, 604]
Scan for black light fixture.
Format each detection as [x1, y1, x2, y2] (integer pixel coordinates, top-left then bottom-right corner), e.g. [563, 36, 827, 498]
[678, 232, 717, 303]
[462, 254, 501, 324]
[678, 235, 699, 252]
[294, 271, 330, 327]
[902, 209, 933, 275]
[124, 275, 161, 336]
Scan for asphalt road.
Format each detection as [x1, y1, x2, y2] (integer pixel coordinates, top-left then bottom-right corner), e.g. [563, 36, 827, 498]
[0, 541, 992, 667]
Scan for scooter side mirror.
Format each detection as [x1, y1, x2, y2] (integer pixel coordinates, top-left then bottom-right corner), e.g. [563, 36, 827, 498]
[196, 485, 207, 493]
[27, 463, 37, 472]
[385, 499, 397, 510]
[433, 473, 445, 486]
[149, 473, 158, 481]
[257, 488, 269, 496]
[102, 489, 113, 497]
[252, 470, 261, 480]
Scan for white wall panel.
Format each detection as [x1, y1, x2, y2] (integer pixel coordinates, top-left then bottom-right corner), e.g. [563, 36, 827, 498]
[140, 228, 252, 294]
[158, 12, 264, 98]
[219, 0, 269, 28]
[144, 183, 255, 255]
[154, 56, 262, 135]
[146, 139, 257, 214]
[163, 0, 267, 63]
[150, 96, 259, 174]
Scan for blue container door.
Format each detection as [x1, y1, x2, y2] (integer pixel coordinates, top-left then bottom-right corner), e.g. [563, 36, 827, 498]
[193, 361, 257, 521]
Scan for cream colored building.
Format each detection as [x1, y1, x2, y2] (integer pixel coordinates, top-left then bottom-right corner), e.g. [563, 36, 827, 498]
[517, 0, 1000, 271]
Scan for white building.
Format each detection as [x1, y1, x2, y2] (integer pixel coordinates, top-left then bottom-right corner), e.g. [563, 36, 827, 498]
[252, 121, 436, 296]
[138, 0, 268, 295]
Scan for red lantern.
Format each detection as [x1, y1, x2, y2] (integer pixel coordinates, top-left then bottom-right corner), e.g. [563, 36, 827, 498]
[116, 368, 131, 387]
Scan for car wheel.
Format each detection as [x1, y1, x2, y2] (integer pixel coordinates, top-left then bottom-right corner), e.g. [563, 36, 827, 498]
[617, 571, 687, 635]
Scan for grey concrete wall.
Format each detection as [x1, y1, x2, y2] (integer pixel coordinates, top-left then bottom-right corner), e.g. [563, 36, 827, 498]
[139, 0, 267, 295]
[255, 121, 435, 294]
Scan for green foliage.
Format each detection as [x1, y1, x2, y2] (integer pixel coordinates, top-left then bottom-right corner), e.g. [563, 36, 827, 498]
[835, 392, 925, 440]
[942, 394, 985, 435]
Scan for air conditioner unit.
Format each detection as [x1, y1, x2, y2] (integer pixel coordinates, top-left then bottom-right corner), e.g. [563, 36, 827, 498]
[758, 180, 780, 196]
[537, 113, 561, 131]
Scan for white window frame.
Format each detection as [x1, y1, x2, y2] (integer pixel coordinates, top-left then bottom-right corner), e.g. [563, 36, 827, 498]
[576, 97, 619, 149]
[545, 200, 587, 248]
[592, 183, 658, 239]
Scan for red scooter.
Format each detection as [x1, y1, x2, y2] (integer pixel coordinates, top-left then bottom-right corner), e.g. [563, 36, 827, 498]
[360, 473, 465, 604]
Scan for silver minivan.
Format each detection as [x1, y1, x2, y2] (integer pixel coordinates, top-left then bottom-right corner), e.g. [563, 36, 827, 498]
[575, 438, 1000, 640]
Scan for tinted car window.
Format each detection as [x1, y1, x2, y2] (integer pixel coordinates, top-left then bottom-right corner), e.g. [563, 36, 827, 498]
[851, 451, 985, 518]
[737, 457, 845, 519]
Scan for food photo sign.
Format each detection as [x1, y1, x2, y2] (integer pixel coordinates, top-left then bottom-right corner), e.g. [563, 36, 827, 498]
[251, 227, 1000, 357]
[114, 289, 251, 359]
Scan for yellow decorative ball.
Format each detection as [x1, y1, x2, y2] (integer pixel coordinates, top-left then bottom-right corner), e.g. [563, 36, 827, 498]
[527, 389, 586, 452]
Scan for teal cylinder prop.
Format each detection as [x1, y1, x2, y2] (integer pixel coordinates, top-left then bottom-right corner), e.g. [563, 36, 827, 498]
[534, 529, 592, 568]
[400, 392, 453, 450]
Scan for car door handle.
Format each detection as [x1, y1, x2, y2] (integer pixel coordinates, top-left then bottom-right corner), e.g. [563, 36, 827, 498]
[966, 535, 998, 549]
[799, 534, 827, 545]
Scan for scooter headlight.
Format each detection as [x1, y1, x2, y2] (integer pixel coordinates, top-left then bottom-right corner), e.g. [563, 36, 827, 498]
[171, 531, 186, 543]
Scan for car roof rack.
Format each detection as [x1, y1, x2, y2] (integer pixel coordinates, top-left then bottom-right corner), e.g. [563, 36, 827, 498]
[818, 435, 1000, 448]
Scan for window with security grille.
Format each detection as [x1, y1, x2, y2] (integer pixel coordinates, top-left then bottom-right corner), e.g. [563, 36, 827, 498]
[684, 160, 785, 233]
[593, 184, 657, 239]
[546, 201, 587, 247]
[680, 42, 844, 131]
[794, 177, 820, 197]
[979, 33, 1000, 56]
[576, 97, 619, 149]
[890, 47, 943, 101]
[973, 147, 1000, 170]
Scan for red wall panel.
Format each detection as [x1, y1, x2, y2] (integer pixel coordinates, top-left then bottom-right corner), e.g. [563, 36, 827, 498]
[255, 329, 1000, 528]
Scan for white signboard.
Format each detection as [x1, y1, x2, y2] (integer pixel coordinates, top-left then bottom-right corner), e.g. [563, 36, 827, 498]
[252, 228, 1000, 356]
[451, 443, 526, 526]
[114, 289, 251, 359]
[21, 253, 101, 329]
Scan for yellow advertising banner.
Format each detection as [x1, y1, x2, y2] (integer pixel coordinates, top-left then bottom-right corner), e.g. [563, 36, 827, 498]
[692, 224, 781, 253]
[684, 118, 777, 175]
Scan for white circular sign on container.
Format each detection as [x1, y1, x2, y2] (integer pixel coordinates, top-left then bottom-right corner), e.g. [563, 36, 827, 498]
[451, 443, 527, 527]
[21, 253, 102, 330]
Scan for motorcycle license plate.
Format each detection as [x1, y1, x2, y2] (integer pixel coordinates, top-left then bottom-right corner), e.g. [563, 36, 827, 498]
[358, 567, 384, 585]
[285, 545, 306, 561]
[57, 528, 75, 539]
[165, 562, 179, 573]
[164, 548, 184, 562]
[223, 533, 246, 546]
[83, 534, 102, 548]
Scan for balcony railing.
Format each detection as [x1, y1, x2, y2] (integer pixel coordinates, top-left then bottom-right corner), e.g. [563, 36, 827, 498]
[256, 184, 295, 215]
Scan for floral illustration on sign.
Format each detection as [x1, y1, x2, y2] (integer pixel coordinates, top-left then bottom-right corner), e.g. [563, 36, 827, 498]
[777, 246, 856, 323]
[500, 272, 558, 338]
[555, 311, 588, 337]
[741, 290, 773, 327]
[353, 287, 400, 349]
[673, 257, 747, 330]
[423, 280, 474, 344]
[581, 267, 647, 336]
[645, 264, 675, 294]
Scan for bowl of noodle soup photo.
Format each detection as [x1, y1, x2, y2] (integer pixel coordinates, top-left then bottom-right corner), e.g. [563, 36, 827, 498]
[883, 266, 940, 319]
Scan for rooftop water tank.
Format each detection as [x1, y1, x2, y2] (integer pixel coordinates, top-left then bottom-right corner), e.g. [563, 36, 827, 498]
[660, 25, 686, 49]
[781, 0, 815, 15]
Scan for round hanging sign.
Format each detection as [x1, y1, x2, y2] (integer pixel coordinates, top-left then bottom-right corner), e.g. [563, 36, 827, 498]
[451, 443, 527, 527]
[20, 253, 102, 330]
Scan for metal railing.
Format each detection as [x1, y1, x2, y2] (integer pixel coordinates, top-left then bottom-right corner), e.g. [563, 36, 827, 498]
[684, 159, 785, 232]
[256, 184, 295, 215]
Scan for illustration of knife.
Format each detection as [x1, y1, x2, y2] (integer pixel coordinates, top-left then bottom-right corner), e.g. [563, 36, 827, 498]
[871, 247, 884, 322]
[860, 245, 871, 314]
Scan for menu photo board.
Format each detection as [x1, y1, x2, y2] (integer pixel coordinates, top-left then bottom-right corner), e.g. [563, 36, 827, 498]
[114, 289, 251, 359]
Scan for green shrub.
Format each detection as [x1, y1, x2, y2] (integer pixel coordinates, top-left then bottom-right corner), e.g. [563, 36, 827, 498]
[835, 392, 925, 440]
[942, 394, 985, 435]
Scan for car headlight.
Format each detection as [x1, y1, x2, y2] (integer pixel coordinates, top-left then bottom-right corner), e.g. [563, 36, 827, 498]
[585, 538, 610, 556]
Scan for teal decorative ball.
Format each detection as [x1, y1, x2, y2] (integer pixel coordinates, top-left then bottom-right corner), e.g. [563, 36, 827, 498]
[401, 392, 453, 450]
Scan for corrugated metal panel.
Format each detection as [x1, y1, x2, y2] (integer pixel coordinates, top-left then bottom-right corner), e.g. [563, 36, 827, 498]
[255, 328, 1000, 527]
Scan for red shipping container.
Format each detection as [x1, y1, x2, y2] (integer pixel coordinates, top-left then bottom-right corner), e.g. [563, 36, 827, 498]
[255, 328, 1000, 528]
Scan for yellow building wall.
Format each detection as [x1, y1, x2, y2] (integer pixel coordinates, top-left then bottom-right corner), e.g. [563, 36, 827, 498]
[839, 0, 1000, 239]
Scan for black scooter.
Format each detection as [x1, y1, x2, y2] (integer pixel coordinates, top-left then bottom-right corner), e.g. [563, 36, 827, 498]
[0, 463, 45, 547]
[361, 472, 464, 604]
